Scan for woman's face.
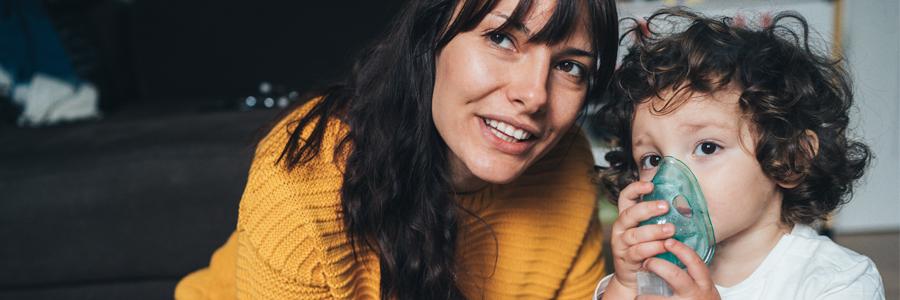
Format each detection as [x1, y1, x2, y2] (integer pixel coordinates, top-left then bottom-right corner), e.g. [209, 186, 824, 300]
[432, 0, 594, 191]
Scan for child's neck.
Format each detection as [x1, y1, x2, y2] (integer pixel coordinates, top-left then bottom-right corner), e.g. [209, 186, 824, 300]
[707, 222, 792, 288]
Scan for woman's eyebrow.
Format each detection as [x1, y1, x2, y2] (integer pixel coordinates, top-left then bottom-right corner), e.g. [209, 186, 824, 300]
[559, 47, 594, 59]
[491, 12, 595, 57]
[491, 12, 532, 37]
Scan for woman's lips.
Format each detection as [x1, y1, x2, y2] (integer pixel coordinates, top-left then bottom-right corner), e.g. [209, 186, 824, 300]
[482, 117, 533, 142]
[479, 117, 537, 155]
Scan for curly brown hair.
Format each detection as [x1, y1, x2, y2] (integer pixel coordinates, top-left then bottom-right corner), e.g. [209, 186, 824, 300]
[597, 7, 871, 226]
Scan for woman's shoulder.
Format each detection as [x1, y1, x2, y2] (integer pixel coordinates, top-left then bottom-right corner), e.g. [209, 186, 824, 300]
[236, 96, 354, 276]
[231, 98, 382, 297]
[256, 96, 350, 158]
[241, 96, 349, 220]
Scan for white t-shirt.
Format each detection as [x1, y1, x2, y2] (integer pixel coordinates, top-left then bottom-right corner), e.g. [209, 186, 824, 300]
[594, 225, 885, 299]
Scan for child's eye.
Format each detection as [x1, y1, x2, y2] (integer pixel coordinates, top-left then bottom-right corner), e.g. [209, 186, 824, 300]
[556, 61, 586, 78]
[487, 32, 515, 50]
[693, 142, 721, 156]
[640, 154, 662, 169]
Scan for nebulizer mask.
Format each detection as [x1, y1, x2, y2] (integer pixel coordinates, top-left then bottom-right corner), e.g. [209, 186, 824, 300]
[636, 157, 716, 296]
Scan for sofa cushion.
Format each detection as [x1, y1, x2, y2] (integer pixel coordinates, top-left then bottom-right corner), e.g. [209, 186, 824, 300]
[0, 106, 278, 288]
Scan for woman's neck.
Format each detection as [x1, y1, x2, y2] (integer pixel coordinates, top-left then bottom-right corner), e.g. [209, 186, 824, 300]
[447, 154, 489, 193]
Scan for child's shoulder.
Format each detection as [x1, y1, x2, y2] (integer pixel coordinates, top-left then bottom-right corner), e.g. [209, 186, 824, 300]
[721, 225, 884, 299]
[774, 225, 884, 298]
[785, 225, 874, 269]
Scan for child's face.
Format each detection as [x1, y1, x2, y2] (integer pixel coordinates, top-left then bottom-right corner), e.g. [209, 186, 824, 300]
[630, 90, 789, 246]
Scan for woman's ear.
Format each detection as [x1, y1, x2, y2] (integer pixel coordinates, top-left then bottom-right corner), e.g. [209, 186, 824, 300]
[778, 129, 819, 189]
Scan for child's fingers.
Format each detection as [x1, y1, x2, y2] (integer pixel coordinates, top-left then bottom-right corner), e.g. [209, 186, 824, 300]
[664, 238, 713, 287]
[618, 223, 675, 250]
[642, 239, 717, 298]
[621, 239, 668, 263]
[612, 201, 671, 249]
[616, 181, 655, 213]
[614, 198, 667, 234]
[643, 255, 695, 293]
[634, 238, 722, 300]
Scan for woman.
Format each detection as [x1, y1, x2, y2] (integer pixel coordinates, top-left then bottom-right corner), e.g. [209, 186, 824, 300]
[176, 0, 618, 299]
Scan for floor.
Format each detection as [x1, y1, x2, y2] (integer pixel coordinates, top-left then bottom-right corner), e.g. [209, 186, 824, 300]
[600, 225, 899, 299]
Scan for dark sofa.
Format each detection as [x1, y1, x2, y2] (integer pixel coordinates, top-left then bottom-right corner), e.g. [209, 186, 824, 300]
[0, 1, 400, 299]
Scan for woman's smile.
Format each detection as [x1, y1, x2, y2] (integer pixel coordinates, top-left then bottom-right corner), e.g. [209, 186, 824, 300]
[478, 116, 539, 155]
[482, 117, 534, 142]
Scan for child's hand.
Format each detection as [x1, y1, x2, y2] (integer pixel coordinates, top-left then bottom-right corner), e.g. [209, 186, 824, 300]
[604, 181, 675, 298]
[636, 239, 721, 300]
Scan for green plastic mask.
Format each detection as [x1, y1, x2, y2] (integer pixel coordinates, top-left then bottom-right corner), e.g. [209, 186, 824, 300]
[638, 156, 716, 268]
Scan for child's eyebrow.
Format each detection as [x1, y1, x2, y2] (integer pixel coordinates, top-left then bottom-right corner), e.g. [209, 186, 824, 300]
[632, 134, 649, 149]
[630, 121, 734, 150]
[678, 122, 732, 133]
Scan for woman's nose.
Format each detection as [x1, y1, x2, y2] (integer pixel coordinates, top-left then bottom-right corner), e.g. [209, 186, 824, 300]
[507, 54, 550, 114]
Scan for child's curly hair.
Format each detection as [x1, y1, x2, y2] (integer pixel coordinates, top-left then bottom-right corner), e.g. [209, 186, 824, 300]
[598, 7, 871, 226]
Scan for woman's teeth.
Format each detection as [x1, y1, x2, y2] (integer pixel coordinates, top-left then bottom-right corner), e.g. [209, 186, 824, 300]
[483, 118, 532, 142]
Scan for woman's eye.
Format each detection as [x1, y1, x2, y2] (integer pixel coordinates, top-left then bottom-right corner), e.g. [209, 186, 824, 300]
[693, 142, 721, 156]
[640, 155, 662, 169]
[557, 61, 585, 78]
[488, 32, 514, 49]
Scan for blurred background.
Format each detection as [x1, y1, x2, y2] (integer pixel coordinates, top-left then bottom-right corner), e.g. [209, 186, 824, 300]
[0, 0, 896, 299]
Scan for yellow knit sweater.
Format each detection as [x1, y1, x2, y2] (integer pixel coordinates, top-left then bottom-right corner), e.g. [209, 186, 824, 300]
[175, 99, 605, 300]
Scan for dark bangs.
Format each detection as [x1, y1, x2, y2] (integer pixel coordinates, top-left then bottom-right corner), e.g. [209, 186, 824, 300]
[436, 0, 618, 102]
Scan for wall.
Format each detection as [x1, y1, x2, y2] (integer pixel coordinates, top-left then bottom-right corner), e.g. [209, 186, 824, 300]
[833, 0, 900, 233]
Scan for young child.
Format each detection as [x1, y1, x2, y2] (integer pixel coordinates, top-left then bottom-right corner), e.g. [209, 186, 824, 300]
[594, 8, 884, 300]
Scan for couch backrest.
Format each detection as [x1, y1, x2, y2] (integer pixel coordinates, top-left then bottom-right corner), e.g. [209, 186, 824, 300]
[129, 0, 402, 100]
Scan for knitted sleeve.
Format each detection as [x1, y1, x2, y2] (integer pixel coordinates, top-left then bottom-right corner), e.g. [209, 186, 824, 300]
[555, 209, 607, 300]
[233, 100, 380, 300]
[174, 231, 240, 300]
[547, 127, 607, 299]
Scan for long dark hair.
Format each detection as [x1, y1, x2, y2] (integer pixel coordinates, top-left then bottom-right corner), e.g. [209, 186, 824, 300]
[599, 8, 871, 226]
[272, 0, 617, 299]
